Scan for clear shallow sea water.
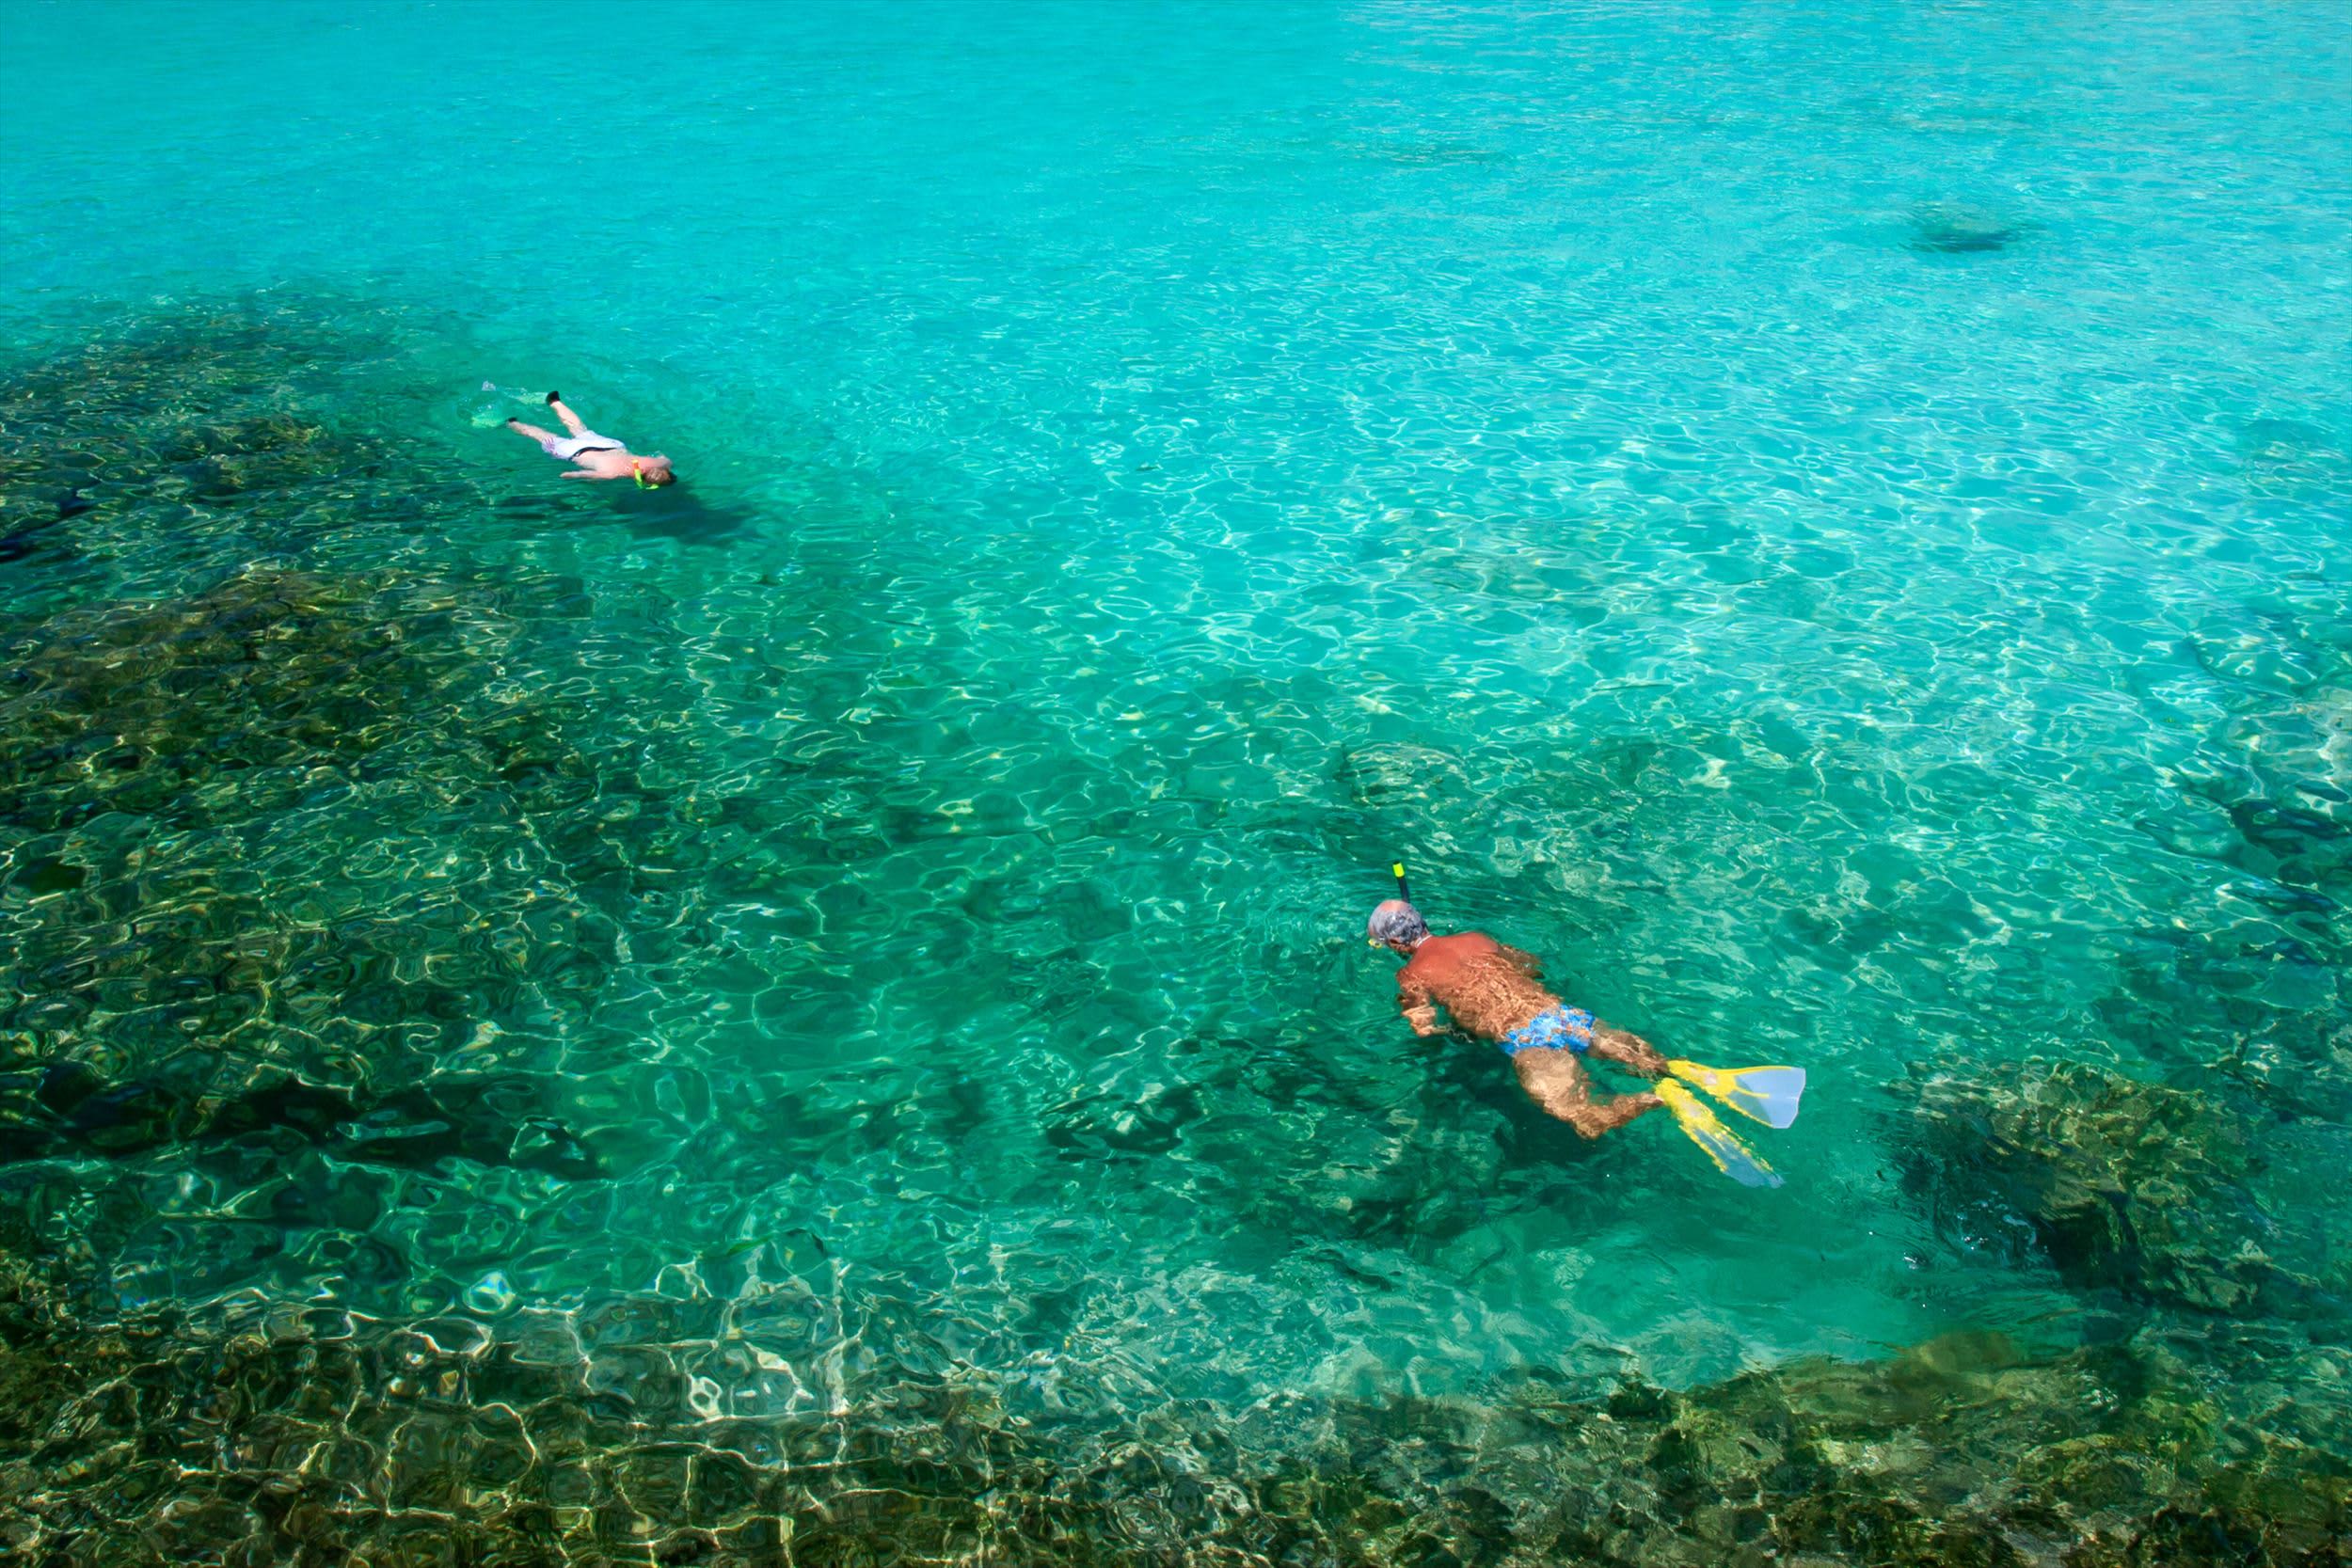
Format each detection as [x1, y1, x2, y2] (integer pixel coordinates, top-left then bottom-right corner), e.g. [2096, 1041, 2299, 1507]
[3, 0, 2352, 1556]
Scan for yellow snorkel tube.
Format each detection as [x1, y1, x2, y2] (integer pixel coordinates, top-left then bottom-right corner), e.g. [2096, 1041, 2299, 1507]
[1369, 860, 1413, 946]
[630, 457, 653, 489]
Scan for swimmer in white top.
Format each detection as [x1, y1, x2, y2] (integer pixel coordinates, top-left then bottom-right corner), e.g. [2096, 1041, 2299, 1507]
[506, 391, 675, 485]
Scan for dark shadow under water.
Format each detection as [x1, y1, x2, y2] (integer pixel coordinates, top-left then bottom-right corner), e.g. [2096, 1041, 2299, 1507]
[1, 1064, 598, 1180]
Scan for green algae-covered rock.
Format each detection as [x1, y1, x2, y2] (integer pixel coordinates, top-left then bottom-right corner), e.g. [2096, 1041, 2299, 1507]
[0, 314, 719, 1194]
[0, 566, 630, 1172]
[1516, 1329, 2346, 1568]
[3, 1233, 2347, 1568]
[1899, 1058, 2313, 1316]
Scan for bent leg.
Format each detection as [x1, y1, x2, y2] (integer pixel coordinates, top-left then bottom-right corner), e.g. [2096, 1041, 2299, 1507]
[506, 419, 560, 445]
[1513, 1047, 1662, 1139]
[548, 397, 590, 436]
[1591, 1023, 1669, 1079]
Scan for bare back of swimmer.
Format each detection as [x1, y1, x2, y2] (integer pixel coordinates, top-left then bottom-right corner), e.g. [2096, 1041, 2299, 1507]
[1367, 898, 1666, 1138]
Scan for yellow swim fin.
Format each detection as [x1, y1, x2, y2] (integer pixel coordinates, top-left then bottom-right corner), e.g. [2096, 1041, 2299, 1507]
[1656, 1080, 1783, 1189]
[1666, 1060, 1805, 1130]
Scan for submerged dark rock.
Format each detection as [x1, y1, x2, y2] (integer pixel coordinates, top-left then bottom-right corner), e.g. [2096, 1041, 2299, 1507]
[0, 306, 374, 577]
[2106, 629, 2352, 1117]
[0, 566, 635, 1133]
[0, 1065, 597, 1180]
[1907, 203, 2039, 256]
[1, 567, 410, 833]
[0, 1241, 2344, 1566]
[0, 526, 56, 565]
[0, 312, 726, 1202]
[1900, 1059, 2347, 1318]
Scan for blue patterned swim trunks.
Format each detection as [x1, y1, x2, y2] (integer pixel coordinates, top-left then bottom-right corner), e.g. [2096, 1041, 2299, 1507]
[1498, 1006, 1596, 1058]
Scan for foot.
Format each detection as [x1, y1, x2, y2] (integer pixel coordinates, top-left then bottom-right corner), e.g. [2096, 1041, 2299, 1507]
[546, 390, 562, 405]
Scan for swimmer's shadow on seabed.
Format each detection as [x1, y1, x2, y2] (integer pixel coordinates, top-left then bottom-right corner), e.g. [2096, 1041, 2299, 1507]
[1396, 1031, 1616, 1178]
[493, 485, 757, 546]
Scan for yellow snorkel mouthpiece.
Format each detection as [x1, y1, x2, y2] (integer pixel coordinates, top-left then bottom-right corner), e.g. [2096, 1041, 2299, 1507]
[630, 458, 652, 489]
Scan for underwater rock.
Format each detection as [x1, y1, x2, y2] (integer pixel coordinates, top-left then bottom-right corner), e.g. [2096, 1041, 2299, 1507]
[2195, 779, 2352, 896]
[0, 1065, 596, 1179]
[0, 316, 631, 1200]
[2116, 611, 2352, 1113]
[1, 1237, 2345, 1567]
[2090, 911, 2349, 1123]
[1907, 203, 2039, 256]
[0, 566, 404, 834]
[0, 526, 60, 567]
[0, 305, 389, 569]
[1899, 1059, 2328, 1316]
[0, 565, 628, 1061]
[2238, 418, 2352, 503]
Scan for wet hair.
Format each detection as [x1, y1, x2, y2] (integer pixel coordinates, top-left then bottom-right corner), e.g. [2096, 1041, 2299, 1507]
[1367, 899, 1429, 947]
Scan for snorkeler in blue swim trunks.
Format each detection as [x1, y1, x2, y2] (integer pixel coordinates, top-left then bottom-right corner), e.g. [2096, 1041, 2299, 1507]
[1367, 898, 1668, 1138]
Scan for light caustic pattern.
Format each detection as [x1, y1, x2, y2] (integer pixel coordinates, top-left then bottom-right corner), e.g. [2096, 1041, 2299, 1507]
[1, 2, 2350, 1561]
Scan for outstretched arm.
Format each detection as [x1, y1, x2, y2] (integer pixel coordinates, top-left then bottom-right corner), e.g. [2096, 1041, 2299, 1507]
[1397, 968, 1441, 1037]
[559, 468, 612, 481]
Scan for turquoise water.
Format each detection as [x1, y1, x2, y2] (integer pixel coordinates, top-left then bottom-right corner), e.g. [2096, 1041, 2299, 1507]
[4, 1, 2352, 1559]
